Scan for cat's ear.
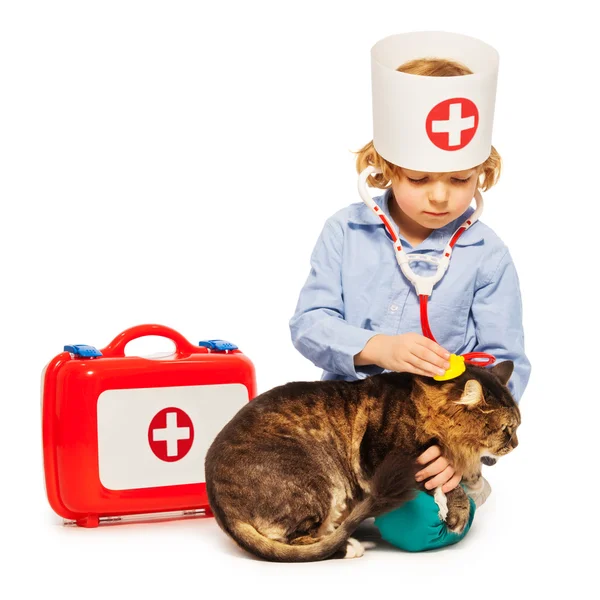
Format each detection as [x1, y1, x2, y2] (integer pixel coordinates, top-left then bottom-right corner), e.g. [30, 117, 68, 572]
[454, 379, 483, 408]
[490, 361, 514, 386]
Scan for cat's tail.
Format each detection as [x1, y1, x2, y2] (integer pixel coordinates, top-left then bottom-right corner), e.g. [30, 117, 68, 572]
[368, 447, 421, 516]
[225, 450, 418, 562]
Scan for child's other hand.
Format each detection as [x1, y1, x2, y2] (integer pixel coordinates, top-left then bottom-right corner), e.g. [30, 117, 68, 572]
[369, 332, 451, 377]
[415, 445, 463, 493]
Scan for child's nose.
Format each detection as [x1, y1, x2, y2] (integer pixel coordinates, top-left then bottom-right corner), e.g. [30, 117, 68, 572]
[428, 182, 449, 204]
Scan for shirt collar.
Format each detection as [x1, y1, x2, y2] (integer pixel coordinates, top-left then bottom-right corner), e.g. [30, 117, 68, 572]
[348, 187, 484, 250]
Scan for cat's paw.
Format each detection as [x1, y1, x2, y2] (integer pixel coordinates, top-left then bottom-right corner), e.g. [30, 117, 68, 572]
[433, 486, 449, 521]
[445, 505, 470, 535]
[464, 476, 492, 509]
[343, 537, 366, 559]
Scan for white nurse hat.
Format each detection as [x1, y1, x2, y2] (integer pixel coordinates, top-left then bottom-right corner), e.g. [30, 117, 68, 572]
[371, 31, 499, 172]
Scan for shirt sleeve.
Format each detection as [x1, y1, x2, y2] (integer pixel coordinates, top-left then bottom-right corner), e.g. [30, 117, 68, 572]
[471, 248, 532, 403]
[289, 219, 384, 379]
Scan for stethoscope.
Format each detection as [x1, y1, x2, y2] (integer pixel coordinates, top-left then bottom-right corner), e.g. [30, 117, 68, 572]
[357, 166, 495, 375]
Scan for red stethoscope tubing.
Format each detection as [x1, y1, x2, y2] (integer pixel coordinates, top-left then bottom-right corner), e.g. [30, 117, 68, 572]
[418, 295, 495, 366]
[419, 223, 495, 367]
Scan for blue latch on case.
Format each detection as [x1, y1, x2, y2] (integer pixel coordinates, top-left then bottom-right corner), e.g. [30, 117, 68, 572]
[198, 339, 238, 352]
[64, 344, 103, 358]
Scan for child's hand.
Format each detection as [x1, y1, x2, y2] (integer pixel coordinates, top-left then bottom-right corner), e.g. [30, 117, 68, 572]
[415, 445, 463, 493]
[361, 333, 450, 377]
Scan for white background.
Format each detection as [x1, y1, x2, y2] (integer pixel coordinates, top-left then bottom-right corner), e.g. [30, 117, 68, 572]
[1, 1, 597, 598]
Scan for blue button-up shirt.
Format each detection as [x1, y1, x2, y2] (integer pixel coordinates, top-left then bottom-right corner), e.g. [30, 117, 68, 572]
[289, 188, 531, 404]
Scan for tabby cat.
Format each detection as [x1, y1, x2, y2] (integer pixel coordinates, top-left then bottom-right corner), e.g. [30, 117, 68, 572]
[205, 361, 520, 562]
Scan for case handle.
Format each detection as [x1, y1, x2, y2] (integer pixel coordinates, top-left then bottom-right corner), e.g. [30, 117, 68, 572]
[100, 324, 203, 358]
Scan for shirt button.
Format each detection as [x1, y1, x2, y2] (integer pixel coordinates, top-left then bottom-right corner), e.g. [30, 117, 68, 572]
[390, 304, 398, 312]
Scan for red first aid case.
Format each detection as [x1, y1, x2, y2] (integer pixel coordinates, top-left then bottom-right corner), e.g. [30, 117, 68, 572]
[42, 324, 256, 527]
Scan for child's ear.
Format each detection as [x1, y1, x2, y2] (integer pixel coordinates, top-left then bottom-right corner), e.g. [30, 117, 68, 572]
[454, 379, 483, 408]
[490, 361, 514, 386]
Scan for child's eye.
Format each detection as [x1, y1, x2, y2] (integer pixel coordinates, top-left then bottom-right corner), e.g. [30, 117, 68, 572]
[407, 177, 471, 184]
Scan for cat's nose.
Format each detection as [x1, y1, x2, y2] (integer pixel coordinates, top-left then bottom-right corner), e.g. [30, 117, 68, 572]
[510, 435, 519, 449]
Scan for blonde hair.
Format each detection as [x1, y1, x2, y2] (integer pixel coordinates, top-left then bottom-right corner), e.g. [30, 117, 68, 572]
[354, 58, 501, 192]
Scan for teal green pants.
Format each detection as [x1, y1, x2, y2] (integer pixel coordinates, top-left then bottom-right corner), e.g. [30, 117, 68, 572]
[374, 487, 477, 552]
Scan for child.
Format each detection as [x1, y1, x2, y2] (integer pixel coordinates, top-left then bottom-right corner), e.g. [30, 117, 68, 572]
[289, 31, 531, 552]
